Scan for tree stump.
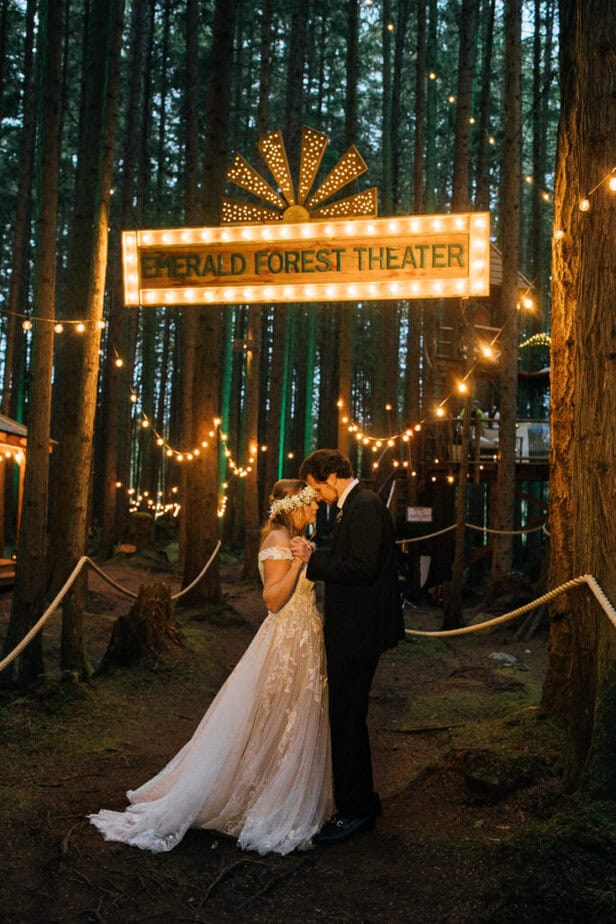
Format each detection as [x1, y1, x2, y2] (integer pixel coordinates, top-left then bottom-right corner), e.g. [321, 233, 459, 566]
[95, 582, 184, 674]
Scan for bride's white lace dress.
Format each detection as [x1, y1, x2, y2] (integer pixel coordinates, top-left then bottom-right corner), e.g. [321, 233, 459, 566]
[89, 547, 332, 855]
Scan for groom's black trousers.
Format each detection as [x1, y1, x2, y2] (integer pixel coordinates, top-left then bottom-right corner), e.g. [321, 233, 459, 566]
[326, 652, 381, 819]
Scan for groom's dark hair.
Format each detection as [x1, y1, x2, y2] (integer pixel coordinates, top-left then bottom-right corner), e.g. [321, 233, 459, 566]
[299, 449, 353, 482]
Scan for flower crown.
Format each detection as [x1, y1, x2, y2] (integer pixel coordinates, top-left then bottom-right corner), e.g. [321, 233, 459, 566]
[269, 485, 318, 519]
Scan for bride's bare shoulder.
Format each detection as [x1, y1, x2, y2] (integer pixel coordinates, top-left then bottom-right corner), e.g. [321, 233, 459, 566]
[260, 528, 291, 551]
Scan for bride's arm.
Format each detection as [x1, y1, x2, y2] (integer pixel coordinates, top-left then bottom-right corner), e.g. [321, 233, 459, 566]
[262, 530, 303, 613]
[261, 537, 304, 613]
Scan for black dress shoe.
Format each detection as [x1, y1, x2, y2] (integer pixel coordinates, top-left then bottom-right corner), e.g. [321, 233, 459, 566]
[313, 813, 376, 845]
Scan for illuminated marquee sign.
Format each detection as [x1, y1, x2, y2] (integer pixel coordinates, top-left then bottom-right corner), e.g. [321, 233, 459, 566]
[122, 211, 490, 306]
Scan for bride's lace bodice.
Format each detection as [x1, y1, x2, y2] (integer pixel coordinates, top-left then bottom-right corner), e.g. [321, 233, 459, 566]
[258, 545, 317, 608]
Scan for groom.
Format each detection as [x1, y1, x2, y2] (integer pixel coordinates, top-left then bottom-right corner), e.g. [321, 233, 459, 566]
[291, 448, 404, 844]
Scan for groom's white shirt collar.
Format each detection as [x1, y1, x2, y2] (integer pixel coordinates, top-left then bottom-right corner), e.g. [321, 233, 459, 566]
[336, 478, 359, 510]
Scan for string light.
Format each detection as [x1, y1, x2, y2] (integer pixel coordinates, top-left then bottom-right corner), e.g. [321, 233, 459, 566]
[338, 311, 530, 451]
[577, 165, 616, 213]
[12, 310, 107, 334]
[520, 332, 551, 349]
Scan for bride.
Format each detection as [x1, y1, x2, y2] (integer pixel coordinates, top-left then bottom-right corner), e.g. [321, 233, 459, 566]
[89, 480, 333, 856]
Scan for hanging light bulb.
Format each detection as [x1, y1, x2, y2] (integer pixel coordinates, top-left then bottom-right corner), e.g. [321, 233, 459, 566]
[578, 197, 591, 212]
[54, 323, 64, 334]
[22, 319, 32, 331]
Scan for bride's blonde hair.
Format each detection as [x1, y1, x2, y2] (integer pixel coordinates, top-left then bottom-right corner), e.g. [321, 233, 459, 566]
[260, 479, 314, 543]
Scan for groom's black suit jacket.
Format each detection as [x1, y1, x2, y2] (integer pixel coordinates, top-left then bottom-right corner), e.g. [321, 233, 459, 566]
[306, 484, 404, 660]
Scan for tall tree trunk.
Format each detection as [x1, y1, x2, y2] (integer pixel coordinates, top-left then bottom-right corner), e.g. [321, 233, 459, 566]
[178, 0, 200, 570]
[256, 0, 272, 138]
[0, 0, 9, 130]
[2, 0, 63, 685]
[406, 0, 426, 457]
[451, 0, 476, 212]
[424, 0, 438, 211]
[489, 0, 521, 596]
[337, 0, 360, 458]
[542, 0, 616, 795]
[381, 0, 393, 216]
[474, 0, 496, 210]
[49, 0, 124, 676]
[285, 0, 307, 177]
[446, 0, 476, 621]
[2, 0, 36, 418]
[391, 0, 410, 209]
[182, 0, 237, 603]
[99, 0, 150, 559]
[242, 305, 261, 579]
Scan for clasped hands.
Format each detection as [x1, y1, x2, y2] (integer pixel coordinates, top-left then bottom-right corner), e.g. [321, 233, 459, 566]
[290, 536, 313, 564]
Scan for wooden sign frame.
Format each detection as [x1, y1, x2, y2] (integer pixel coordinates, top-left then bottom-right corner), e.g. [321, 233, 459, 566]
[122, 211, 490, 307]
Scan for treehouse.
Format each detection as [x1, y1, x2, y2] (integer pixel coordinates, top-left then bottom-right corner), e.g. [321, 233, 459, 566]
[384, 245, 549, 595]
[0, 414, 57, 584]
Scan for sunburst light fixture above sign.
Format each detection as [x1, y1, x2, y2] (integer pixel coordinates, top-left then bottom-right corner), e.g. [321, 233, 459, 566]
[221, 126, 378, 224]
[122, 127, 490, 306]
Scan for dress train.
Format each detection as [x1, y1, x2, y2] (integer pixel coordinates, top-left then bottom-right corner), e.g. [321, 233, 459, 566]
[89, 547, 332, 855]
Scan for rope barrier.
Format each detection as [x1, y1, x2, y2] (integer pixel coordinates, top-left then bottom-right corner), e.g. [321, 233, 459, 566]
[397, 524, 456, 543]
[0, 541, 221, 674]
[396, 521, 546, 544]
[404, 574, 616, 638]
[171, 541, 222, 601]
[465, 523, 546, 536]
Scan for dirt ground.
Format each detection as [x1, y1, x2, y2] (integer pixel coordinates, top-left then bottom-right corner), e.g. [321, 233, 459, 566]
[1, 554, 616, 924]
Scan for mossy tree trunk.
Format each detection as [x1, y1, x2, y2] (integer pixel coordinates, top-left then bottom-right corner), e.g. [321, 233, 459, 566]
[489, 0, 521, 597]
[2, 0, 63, 685]
[542, 0, 616, 795]
[182, 0, 237, 604]
[49, 0, 124, 677]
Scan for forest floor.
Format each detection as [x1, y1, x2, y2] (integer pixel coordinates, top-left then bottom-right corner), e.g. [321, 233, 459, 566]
[1, 550, 616, 924]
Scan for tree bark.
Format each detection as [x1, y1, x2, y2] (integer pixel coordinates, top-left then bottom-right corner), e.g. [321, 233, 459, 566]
[542, 0, 616, 795]
[2, 0, 63, 685]
[99, 0, 150, 559]
[182, 0, 238, 604]
[451, 0, 476, 212]
[489, 0, 521, 597]
[49, 0, 125, 676]
[1, 0, 35, 420]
